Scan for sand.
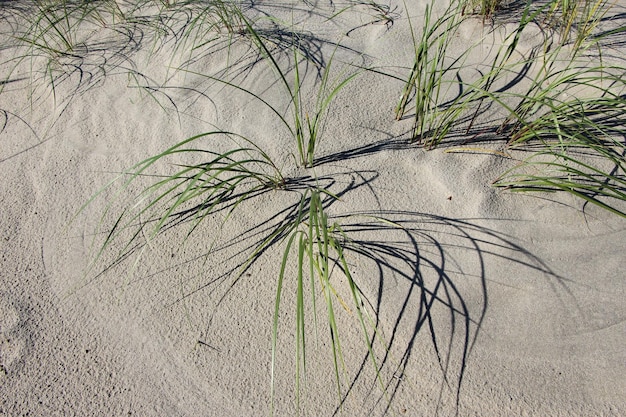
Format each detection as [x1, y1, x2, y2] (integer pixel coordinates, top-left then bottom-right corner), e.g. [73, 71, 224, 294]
[1, 1, 625, 415]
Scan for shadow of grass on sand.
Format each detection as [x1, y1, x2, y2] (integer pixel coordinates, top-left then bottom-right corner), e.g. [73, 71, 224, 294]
[84, 164, 564, 414]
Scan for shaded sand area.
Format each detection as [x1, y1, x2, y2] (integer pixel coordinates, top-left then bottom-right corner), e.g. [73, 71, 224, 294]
[1, 1, 625, 415]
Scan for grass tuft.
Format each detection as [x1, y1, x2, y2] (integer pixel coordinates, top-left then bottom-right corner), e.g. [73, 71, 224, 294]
[272, 189, 385, 414]
[394, 0, 626, 216]
[80, 130, 285, 274]
[395, 0, 469, 147]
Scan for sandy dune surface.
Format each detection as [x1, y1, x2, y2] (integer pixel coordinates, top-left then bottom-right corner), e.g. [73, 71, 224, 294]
[1, 1, 625, 415]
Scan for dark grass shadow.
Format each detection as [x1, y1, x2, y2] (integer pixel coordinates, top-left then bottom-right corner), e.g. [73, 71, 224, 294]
[80, 168, 379, 295]
[344, 0, 400, 37]
[159, 169, 380, 304]
[461, 0, 561, 25]
[120, 200, 568, 416]
[0, 108, 46, 163]
[76, 149, 576, 415]
[328, 210, 566, 415]
[593, 12, 626, 53]
[313, 123, 511, 168]
[314, 133, 414, 167]
[0, 0, 366, 145]
[312, 59, 536, 166]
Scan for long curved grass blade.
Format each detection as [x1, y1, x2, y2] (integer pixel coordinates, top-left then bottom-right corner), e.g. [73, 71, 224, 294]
[494, 153, 626, 217]
[271, 229, 300, 416]
[78, 130, 284, 275]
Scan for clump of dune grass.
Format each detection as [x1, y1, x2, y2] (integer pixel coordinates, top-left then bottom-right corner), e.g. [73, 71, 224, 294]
[80, 6, 382, 415]
[461, 0, 503, 20]
[81, 131, 285, 273]
[544, 0, 611, 49]
[395, 0, 468, 146]
[395, 0, 626, 217]
[182, 9, 361, 168]
[84, 134, 384, 417]
[149, 0, 246, 74]
[1, 0, 249, 107]
[485, 2, 626, 216]
[6, 0, 106, 102]
[16, 0, 100, 57]
[491, 63, 626, 216]
[272, 189, 385, 413]
[241, 13, 360, 168]
[493, 115, 626, 217]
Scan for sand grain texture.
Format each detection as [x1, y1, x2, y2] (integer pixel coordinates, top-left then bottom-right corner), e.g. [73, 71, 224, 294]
[1, 1, 625, 415]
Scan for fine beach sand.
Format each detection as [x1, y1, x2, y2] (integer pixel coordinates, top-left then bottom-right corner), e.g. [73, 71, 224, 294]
[1, 1, 625, 415]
